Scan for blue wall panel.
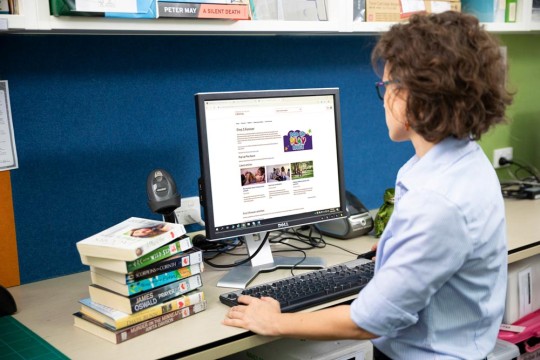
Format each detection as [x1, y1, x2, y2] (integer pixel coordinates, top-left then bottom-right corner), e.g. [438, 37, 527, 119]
[0, 34, 413, 284]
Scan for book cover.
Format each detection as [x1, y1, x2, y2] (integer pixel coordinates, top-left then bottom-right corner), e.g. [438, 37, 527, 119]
[90, 263, 203, 296]
[49, 0, 104, 17]
[162, 0, 247, 3]
[157, 2, 250, 20]
[73, 300, 208, 344]
[90, 248, 203, 283]
[50, 0, 157, 18]
[7, 0, 17, 14]
[0, 0, 9, 14]
[88, 274, 203, 314]
[79, 290, 205, 330]
[76, 217, 186, 261]
[81, 235, 194, 273]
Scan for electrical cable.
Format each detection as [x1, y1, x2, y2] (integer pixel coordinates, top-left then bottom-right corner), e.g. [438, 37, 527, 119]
[201, 225, 371, 273]
[202, 232, 271, 269]
[499, 157, 540, 199]
[499, 157, 540, 182]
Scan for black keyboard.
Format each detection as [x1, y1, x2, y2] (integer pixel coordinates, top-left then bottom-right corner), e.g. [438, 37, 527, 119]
[219, 258, 375, 313]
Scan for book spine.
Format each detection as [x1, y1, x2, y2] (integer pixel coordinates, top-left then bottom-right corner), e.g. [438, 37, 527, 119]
[115, 291, 205, 329]
[157, 2, 250, 20]
[49, 0, 67, 16]
[0, 0, 9, 14]
[80, 290, 205, 330]
[75, 301, 207, 344]
[129, 248, 202, 281]
[129, 274, 203, 313]
[127, 236, 193, 272]
[126, 263, 202, 295]
[159, 0, 240, 3]
[115, 301, 207, 343]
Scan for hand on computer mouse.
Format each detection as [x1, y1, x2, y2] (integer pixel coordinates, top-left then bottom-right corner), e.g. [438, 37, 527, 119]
[357, 250, 376, 260]
[357, 242, 378, 261]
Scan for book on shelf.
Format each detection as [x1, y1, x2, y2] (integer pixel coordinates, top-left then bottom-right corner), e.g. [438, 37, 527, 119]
[76, 217, 186, 261]
[0, 0, 9, 14]
[49, 0, 157, 18]
[79, 290, 205, 330]
[73, 300, 208, 344]
[157, 1, 251, 20]
[7, 0, 17, 14]
[164, 0, 248, 3]
[82, 242, 199, 275]
[90, 262, 203, 296]
[88, 274, 203, 314]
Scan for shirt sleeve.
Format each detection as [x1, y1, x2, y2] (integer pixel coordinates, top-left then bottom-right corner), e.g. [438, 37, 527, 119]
[350, 189, 473, 337]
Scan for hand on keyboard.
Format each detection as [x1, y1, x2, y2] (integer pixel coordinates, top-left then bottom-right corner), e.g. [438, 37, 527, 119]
[223, 295, 283, 336]
[220, 258, 374, 313]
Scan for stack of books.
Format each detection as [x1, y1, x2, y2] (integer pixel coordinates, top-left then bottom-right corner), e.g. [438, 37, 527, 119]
[73, 217, 206, 344]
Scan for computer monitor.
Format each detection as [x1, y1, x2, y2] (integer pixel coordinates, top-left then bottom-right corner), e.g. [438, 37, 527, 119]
[195, 88, 347, 288]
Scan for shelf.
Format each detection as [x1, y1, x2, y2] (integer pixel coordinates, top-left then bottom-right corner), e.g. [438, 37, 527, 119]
[483, 22, 532, 33]
[0, 13, 27, 30]
[1, 0, 540, 35]
[37, 17, 344, 35]
[0, 0, 37, 30]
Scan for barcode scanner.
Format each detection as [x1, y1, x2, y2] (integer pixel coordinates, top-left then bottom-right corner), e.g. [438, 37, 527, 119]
[146, 169, 181, 223]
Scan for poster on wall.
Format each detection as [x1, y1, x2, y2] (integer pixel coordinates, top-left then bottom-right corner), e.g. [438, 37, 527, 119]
[0, 80, 18, 171]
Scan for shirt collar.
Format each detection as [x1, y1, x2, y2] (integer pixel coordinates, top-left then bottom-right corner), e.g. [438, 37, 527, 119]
[396, 137, 478, 193]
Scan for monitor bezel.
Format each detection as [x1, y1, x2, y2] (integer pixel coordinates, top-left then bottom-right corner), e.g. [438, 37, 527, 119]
[195, 88, 347, 241]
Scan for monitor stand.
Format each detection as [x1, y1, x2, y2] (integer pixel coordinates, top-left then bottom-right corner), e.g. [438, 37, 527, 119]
[216, 231, 326, 289]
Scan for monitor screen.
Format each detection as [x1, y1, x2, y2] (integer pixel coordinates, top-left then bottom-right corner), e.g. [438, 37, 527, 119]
[195, 88, 347, 242]
[195, 88, 347, 288]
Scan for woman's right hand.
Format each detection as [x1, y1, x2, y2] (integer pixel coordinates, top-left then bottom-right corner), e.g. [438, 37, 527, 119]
[370, 241, 378, 261]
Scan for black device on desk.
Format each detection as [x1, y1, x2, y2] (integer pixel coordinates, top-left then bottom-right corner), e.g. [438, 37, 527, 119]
[0, 285, 17, 316]
[219, 258, 374, 312]
[315, 191, 374, 239]
[195, 88, 348, 289]
[146, 168, 181, 223]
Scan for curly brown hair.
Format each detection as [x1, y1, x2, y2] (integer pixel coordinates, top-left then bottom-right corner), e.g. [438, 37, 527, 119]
[371, 11, 514, 142]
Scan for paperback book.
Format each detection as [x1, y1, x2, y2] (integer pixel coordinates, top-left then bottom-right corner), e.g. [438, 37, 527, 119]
[88, 247, 203, 282]
[81, 235, 194, 273]
[88, 274, 203, 314]
[73, 301, 208, 344]
[90, 263, 203, 296]
[79, 290, 205, 330]
[157, 1, 251, 20]
[77, 217, 186, 261]
[164, 0, 248, 3]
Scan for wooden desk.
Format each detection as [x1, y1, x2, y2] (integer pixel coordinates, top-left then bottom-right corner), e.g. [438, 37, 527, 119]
[9, 235, 377, 360]
[7, 199, 539, 359]
[505, 199, 540, 263]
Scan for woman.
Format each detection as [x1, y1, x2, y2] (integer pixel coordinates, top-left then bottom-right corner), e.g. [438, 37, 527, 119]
[223, 11, 512, 359]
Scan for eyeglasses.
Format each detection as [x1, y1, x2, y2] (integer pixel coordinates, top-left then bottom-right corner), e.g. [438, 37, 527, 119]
[375, 80, 399, 101]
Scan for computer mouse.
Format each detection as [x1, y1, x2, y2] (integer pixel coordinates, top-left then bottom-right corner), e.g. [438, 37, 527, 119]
[357, 250, 376, 260]
[0, 285, 17, 316]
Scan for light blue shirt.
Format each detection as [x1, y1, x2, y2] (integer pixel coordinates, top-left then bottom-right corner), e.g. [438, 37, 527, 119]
[350, 137, 507, 359]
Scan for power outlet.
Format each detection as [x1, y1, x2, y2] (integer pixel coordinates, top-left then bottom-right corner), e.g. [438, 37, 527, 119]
[493, 147, 513, 169]
[174, 196, 201, 225]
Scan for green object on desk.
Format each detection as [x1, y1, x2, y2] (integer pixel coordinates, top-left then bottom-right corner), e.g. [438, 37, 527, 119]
[0, 315, 69, 360]
[374, 188, 395, 237]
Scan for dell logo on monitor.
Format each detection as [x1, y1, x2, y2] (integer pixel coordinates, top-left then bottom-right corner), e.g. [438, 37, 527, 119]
[277, 222, 289, 228]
